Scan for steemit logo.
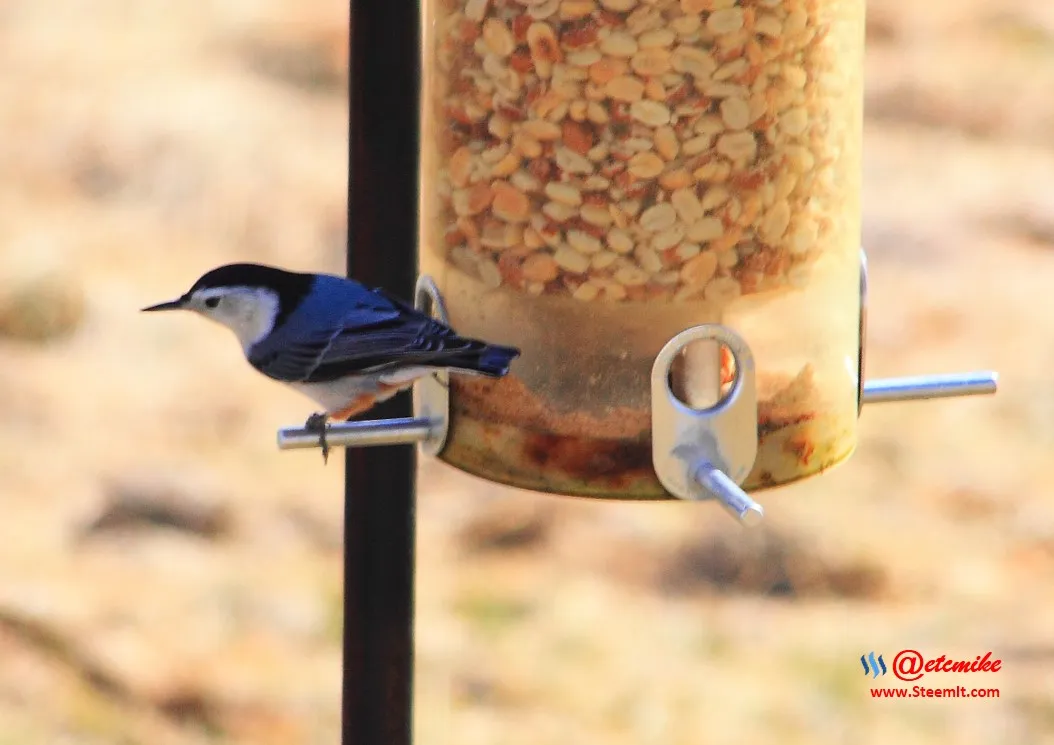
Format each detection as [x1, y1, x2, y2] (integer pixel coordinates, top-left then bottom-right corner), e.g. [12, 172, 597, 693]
[861, 652, 887, 678]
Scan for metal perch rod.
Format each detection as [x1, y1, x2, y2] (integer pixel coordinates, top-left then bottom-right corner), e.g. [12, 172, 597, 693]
[277, 417, 436, 450]
[277, 372, 999, 452]
[691, 463, 765, 526]
[862, 371, 998, 404]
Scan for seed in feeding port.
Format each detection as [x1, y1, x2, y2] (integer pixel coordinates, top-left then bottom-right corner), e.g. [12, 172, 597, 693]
[488, 113, 513, 139]
[659, 169, 692, 191]
[580, 203, 613, 227]
[671, 188, 704, 224]
[574, 42, 606, 61]
[638, 29, 676, 49]
[700, 186, 730, 212]
[464, 0, 489, 22]
[543, 200, 577, 222]
[521, 119, 561, 140]
[545, 181, 583, 206]
[512, 131, 543, 158]
[716, 131, 758, 162]
[779, 107, 810, 137]
[560, 0, 596, 20]
[605, 75, 645, 102]
[707, 8, 745, 35]
[527, 22, 562, 78]
[636, 247, 663, 273]
[591, 250, 618, 270]
[599, 32, 638, 58]
[449, 147, 473, 188]
[785, 7, 808, 36]
[629, 100, 670, 127]
[644, 77, 666, 101]
[675, 242, 701, 262]
[754, 13, 782, 38]
[590, 56, 628, 85]
[510, 170, 542, 195]
[760, 200, 792, 245]
[480, 220, 508, 249]
[480, 143, 510, 164]
[570, 280, 600, 301]
[680, 250, 718, 286]
[639, 203, 677, 233]
[782, 64, 808, 88]
[630, 48, 671, 77]
[717, 247, 738, 269]
[652, 126, 679, 160]
[670, 45, 717, 79]
[719, 97, 751, 130]
[528, 0, 561, 20]
[490, 152, 521, 177]
[586, 100, 609, 124]
[521, 253, 560, 282]
[491, 181, 531, 222]
[482, 19, 516, 57]
[562, 120, 594, 154]
[713, 59, 749, 82]
[628, 151, 664, 179]
[555, 146, 595, 175]
[651, 225, 685, 252]
[582, 174, 611, 191]
[553, 245, 591, 273]
[607, 228, 634, 254]
[567, 229, 603, 254]
[686, 217, 724, 243]
[452, 183, 494, 217]
[670, 15, 701, 36]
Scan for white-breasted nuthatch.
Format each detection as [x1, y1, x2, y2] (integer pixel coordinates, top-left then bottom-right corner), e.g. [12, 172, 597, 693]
[142, 263, 520, 462]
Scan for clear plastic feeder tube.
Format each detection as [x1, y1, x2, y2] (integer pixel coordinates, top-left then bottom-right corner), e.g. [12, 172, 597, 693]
[419, 0, 865, 498]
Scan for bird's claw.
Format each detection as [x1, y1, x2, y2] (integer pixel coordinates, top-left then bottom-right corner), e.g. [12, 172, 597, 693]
[431, 372, 449, 390]
[304, 412, 331, 464]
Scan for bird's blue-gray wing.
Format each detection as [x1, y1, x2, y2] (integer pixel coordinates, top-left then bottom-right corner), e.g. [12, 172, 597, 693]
[247, 304, 403, 382]
[247, 288, 480, 384]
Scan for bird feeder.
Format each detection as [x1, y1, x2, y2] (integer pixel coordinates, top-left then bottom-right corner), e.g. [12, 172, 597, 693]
[280, 0, 997, 524]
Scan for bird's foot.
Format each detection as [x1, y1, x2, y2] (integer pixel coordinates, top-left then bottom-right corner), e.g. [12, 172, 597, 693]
[304, 412, 331, 464]
[431, 372, 449, 389]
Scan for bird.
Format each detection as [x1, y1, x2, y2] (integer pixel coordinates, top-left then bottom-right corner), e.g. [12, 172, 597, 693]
[141, 262, 521, 462]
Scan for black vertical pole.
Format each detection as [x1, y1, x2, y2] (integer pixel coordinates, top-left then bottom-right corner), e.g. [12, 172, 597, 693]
[344, 0, 420, 743]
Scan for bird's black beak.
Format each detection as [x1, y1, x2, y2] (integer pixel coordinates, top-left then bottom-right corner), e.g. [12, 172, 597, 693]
[140, 296, 187, 312]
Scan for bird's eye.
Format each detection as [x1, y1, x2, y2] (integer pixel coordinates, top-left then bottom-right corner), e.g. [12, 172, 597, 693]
[204, 297, 220, 309]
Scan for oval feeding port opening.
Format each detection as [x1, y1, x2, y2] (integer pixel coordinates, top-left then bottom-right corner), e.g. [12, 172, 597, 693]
[667, 337, 738, 414]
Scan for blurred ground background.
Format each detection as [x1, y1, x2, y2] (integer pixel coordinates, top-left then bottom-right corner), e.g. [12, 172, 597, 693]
[1, 0, 1053, 743]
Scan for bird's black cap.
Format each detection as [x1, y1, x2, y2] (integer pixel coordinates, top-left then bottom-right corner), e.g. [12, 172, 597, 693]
[188, 263, 316, 325]
[188, 263, 313, 296]
[143, 263, 317, 322]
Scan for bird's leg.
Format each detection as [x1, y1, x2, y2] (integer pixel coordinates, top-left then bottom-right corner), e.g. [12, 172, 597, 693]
[303, 411, 333, 464]
[303, 394, 381, 465]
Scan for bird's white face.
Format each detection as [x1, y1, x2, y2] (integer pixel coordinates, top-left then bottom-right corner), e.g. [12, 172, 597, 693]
[184, 286, 280, 349]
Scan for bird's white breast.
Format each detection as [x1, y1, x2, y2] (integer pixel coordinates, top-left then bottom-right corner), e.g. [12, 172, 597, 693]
[289, 366, 433, 412]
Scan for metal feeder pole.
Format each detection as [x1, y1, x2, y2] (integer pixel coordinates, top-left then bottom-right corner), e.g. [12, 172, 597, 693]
[344, 0, 420, 743]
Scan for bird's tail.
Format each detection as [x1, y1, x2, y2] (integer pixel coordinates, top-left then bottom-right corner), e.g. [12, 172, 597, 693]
[446, 341, 521, 378]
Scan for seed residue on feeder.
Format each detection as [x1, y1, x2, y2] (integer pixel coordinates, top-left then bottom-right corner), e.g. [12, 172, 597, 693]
[445, 362, 843, 494]
[431, 0, 846, 302]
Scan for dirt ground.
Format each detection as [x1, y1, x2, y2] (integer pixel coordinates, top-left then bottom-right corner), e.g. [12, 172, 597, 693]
[2, 0, 1053, 743]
